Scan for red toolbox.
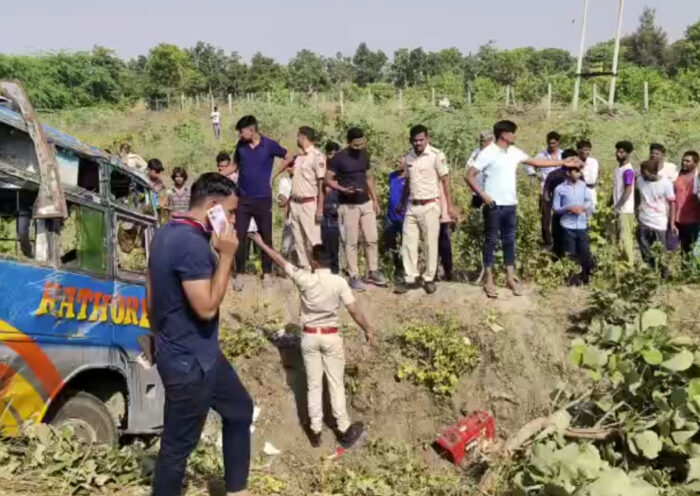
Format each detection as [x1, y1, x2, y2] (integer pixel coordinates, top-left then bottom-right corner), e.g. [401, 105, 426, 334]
[435, 411, 495, 465]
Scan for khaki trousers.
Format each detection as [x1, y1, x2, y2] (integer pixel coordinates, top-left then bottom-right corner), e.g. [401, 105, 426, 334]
[290, 200, 321, 269]
[401, 201, 441, 283]
[617, 213, 635, 264]
[300, 333, 350, 434]
[338, 201, 378, 278]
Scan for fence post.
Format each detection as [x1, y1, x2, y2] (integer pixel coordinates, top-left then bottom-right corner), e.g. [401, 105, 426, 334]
[431, 87, 436, 106]
[398, 89, 403, 115]
[196, 94, 200, 108]
[510, 86, 516, 105]
[467, 83, 472, 105]
[339, 90, 344, 116]
[643, 81, 649, 113]
[228, 94, 233, 113]
[505, 86, 510, 105]
[593, 83, 598, 112]
[181, 93, 185, 111]
[290, 92, 294, 104]
[267, 92, 271, 104]
[209, 93, 214, 110]
[546, 83, 552, 119]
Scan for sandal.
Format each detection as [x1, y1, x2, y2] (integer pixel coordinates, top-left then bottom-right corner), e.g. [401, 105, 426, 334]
[506, 281, 524, 296]
[483, 284, 498, 299]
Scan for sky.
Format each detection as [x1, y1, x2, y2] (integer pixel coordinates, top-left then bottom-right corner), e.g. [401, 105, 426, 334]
[2, 0, 699, 62]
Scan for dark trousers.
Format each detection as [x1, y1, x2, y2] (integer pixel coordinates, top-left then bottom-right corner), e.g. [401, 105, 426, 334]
[552, 213, 565, 259]
[384, 219, 404, 279]
[439, 223, 453, 280]
[483, 205, 517, 268]
[322, 224, 341, 274]
[540, 195, 552, 246]
[235, 197, 273, 274]
[637, 223, 667, 270]
[563, 228, 593, 283]
[153, 354, 253, 496]
[678, 223, 700, 254]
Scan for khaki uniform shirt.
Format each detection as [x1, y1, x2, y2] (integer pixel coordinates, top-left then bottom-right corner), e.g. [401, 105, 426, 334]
[404, 145, 449, 200]
[284, 263, 355, 328]
[291, 147, 325, 199]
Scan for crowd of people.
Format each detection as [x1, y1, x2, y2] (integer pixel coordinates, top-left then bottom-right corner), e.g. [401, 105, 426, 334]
[135, 115, 700, 298]
[138, 115, 700, 495]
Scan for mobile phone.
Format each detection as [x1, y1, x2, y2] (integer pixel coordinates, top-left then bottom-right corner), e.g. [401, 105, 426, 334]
[206, 204, 228, 235]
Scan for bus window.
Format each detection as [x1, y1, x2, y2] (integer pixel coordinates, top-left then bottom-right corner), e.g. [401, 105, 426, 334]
[59, 202, 108, 275]
[0, 185, 39, 261]
[110, 169, 150, 214]
[116, 216, 149, 276]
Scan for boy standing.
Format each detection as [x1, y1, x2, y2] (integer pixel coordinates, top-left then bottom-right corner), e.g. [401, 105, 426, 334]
[543, 149, 580, 259]
[322, 142, 342, 274]
[577, 139, 600, 210]
[248, 234, 374, 449]
[636, 159, 677, 271]
[675, 151, 700, 254]
[612, 141, 636, 264]
[169, 167, 191, 214]
[385, 158, 407, 284]
[553, 164, 593, 284]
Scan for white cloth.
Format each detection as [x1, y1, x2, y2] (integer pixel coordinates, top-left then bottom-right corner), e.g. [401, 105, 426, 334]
[583, 157, 600, 209]
[659, 161, 679, 182]
[277, 176, 292, 201]
[467, 148, 485, 191]
[637, 176, 675, 231]
[530, 149, 562, 192]
[210, 111, 221, 125]
[472, 143, 530, 206]
[613, 163, 636, 214]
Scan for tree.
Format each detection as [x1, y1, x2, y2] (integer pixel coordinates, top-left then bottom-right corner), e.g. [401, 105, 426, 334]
[390, 48, 427, 87]
[223, 53, 248, 96]
[671, 19, 700, 70]
[146, 43, 200, 101]
[529, 48, 574, 74]
[352, 43, 387, 86]
[187, 42, 230, 95]
[287, 49, 328, 93]
[245, 52, 285, 93]
[625, 7, 668, 67]
[326, 52, 355, 86]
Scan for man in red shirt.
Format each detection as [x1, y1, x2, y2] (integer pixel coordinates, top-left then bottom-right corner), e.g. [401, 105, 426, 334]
[673, 151, 700, 254]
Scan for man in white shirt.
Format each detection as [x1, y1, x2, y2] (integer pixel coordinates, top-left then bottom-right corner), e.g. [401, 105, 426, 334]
[577, 139, 600, 210]
[466, 120, 579, 298]
[650, 143, 678, 182]
[636, 159, 676, 275]
[211, 106, 222, 140]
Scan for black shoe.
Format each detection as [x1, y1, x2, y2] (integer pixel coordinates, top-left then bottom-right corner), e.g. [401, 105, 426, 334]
[424, 281, 437, 294]
[309, 430, 322, 448]
[338, 421, 365, 449]
[394, 281, 420, 294]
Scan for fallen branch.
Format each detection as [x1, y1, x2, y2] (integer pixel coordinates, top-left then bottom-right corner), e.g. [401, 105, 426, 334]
[564, 427, 616, 440]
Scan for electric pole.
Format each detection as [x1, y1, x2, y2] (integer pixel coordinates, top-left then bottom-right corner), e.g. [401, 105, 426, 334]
[608, 0, 625, 107]
[572, 0, 590, 110]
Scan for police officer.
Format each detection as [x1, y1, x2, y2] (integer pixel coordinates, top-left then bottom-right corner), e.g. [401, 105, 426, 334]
[282, 126, 325, 269]
[395, 125, 457, 294]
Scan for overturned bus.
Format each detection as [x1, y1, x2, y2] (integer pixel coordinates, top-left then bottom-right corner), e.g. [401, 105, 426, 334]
[0, 92, 164, 444]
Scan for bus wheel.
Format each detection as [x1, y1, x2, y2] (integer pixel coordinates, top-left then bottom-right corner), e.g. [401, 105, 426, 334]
[50, 391, 118, 445]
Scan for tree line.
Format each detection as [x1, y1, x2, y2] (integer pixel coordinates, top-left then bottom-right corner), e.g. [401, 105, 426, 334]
[1, 7, 699, 110]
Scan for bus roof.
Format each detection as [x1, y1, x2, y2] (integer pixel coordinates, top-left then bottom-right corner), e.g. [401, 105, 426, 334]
[0, 105, 149, 186]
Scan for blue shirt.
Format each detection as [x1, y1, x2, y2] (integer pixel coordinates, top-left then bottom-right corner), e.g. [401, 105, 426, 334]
[149, 219, 219, 383]
[234, 136, 287, 198]
[387, 171, 406, 223]
[553, 180, 592, 230]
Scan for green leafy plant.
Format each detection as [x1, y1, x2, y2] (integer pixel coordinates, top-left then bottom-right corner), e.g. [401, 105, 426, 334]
[395, 317, 478, 396]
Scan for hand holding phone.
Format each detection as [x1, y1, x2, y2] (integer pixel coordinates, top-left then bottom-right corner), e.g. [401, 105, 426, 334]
[208, 205, 239, 256]
[207, 204, 228, 236]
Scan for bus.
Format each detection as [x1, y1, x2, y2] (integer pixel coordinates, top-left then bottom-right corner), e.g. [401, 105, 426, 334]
[0, 100, 164, 444]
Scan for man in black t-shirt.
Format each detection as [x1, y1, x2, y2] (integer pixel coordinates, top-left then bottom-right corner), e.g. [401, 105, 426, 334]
[326, 127, 387, 291]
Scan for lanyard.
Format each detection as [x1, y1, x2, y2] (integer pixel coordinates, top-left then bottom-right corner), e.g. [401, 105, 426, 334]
[171, 214, 210, 234]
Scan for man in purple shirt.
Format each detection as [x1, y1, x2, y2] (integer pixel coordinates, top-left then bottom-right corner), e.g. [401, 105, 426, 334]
[233, 115, 293, 278]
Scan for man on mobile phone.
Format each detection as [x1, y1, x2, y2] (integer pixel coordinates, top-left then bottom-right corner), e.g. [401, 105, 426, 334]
[147, 173, 254, 496]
